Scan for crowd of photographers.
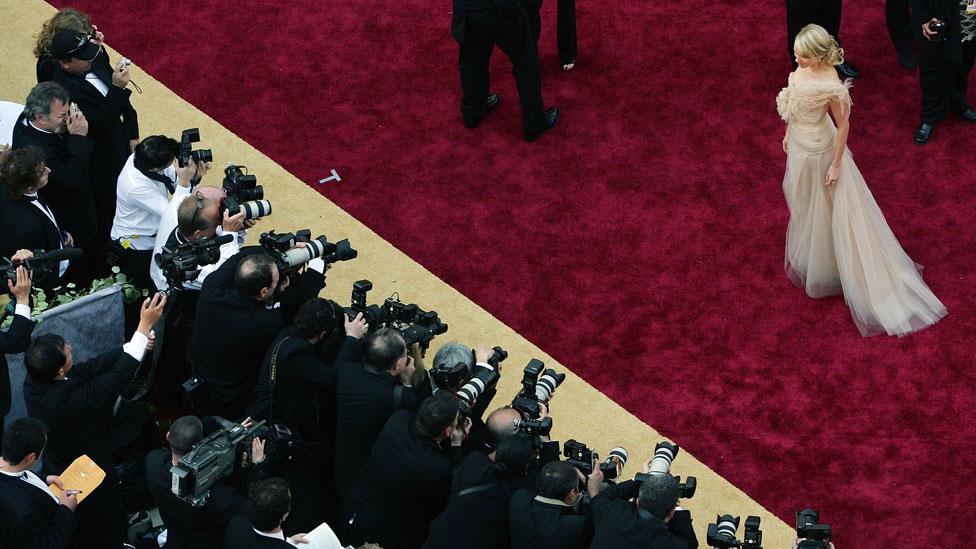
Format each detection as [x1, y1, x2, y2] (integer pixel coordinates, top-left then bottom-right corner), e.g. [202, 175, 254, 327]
[1, 7, 838, 549]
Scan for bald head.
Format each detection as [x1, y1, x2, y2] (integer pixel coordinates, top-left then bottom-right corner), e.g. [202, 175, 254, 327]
[234, 253, 278, 300]
[486, 407, 522, 442]
[176, 186, 224, 239]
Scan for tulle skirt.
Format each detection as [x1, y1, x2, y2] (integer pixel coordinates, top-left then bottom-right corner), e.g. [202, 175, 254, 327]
[782, 122, 947, 336]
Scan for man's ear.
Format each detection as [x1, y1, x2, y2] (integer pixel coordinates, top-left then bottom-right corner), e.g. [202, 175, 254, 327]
[165, 432, 172, 444]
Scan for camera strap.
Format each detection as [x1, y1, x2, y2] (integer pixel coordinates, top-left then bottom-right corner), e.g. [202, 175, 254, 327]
[134, 156, 178, 194]
[267, 336, 292, 425]
[452, 481, 500, 499]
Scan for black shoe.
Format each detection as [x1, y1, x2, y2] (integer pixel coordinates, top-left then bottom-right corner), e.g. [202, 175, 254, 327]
[524, 107, 559, 142]
[914, 123, 934, 144]
[463, 93, 501, 128]
[835, 61, 860, 79]
[961, 108, 976, 122]
[897, 51, 918, 71]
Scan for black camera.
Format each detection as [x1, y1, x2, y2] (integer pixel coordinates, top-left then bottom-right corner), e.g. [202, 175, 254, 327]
[928, 19, 949, 42]
[222, 165, 270, 219]
[563, 440, 627, 480]
[510, 359, 565, 419]
[796, 508, 831, 548]
[342, 280, 447, 353]
[178, 128, 213, 168]
[259, 229, 356, 275]
[707, 515, 763, 548]
[516, 416, 552, 437]
[155, 234, 233, 292]
[1, 249, 83, 290]
[432, 346, 507, 392]
[633, 441, 697, 498]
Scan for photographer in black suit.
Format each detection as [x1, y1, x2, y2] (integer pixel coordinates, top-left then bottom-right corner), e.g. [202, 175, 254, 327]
[589, 473, 698, 549]
[333, 327, 433, 499]
[224, 478, 310, 548]
[23, 293, 164, 549]
[246, 298, 367, 532]
[340, 392, 471, 549]
[910, 0, 976, 143]
[49, 29, 139, 264]
[0, 147, 74, 290]
[1, 260, 35, 440]
[0, 418, 77, 549]
[508, 459, 600, 549]
[189, 249, 325, 421]
[146, 415, 267, 549]
[451, 0, 559, 141]
[424, 433, 537, 549]
[11, 81, 98, 283]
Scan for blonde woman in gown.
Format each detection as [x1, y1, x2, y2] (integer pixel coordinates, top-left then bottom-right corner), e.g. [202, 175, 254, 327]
[777, 24, 947, 337]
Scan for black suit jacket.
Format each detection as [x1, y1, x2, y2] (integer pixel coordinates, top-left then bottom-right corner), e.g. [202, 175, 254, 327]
[589, 480, 698, 549]
[507, 488, 592, 549]
[333, 362, 432, 498]
[342, 409, 461, 549]
[910, 0, 964, 61]
[50, 64, 137, 229]
[1, 313, 35, 429]
[11, 113, 98, 252]
[222, 516, 292, 549]
[247, 329, 362, 440]
[190, 247, 324, 417]
[424, 451, 533, 549]
[145, 448, 244, 549]
[0, 472, 77, 549]
[0, 192, 68, 289]
[23, 347, 139, 474]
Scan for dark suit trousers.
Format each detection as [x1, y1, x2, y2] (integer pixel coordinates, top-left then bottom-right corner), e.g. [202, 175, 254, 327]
[786, 0, 844, 60]
[459, 9, 546, 133]
[886, 0, 915, 56]
[529, 0, 578, 65]
[920, 38, 976, 124]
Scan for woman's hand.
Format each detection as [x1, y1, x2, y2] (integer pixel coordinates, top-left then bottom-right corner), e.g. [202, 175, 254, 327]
[825, 163, 840, 186]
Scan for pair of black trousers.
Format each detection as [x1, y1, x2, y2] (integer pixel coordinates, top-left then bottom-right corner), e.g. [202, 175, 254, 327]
[113, 245, 154, 291]
[527, 0, 578, 65]
[885, 0, 916, 57]
[786, 0, 843, 60]
[919, 38, 976, 124]
[459, 8, 545, 134]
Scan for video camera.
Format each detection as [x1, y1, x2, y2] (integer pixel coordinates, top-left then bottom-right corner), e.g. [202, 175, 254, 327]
[178, 128, 213, 168]
[796, 508, 831, 549]
[344, 279, 448, 353]
[259, 229, 357, 276]
[633, 441, 697, 499]
[563, 440, 628, 480]
[432, 346, 507, 415]
[706, 515, 763, 548]
[1, 248, 83, 290]
[222, 165, 271, 220]
[155, 234, 233, 292]
[510, 359, 565, 419]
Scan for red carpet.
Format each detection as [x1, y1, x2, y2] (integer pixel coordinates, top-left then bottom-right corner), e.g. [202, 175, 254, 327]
[50, 1, 975, 546]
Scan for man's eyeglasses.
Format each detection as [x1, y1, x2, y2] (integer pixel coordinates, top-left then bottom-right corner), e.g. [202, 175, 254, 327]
[189, 191, 206, 231]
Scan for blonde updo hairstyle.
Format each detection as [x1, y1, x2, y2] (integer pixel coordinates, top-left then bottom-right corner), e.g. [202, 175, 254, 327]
[33, 8, 94, 58]
[794, 24, 844, 67]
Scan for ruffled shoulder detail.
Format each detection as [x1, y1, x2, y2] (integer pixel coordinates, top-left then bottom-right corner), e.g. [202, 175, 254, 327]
[777, 77, 853, 121]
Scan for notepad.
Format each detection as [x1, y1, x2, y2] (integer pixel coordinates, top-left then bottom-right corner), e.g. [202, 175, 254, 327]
[47, 454, 105, 504]
[299, 521, 346, 549]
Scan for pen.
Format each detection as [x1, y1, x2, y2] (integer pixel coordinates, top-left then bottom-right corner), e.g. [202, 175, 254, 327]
[64, 490, 83, 496]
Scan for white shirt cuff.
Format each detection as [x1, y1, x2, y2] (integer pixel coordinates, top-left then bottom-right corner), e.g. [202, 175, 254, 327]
[308, 258, 326, 274]
[14, 304, 31, 319]
[123, 330, 150, 362]
[476, 362, 493, 370]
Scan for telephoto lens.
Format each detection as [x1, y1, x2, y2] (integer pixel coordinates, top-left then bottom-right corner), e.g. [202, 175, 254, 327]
[706, 514, 741, 548]
[534, 368, 565, 401]
[648, 441, 679, 474]
[279, 236, 333, 268]
[239, 200, 272, 220]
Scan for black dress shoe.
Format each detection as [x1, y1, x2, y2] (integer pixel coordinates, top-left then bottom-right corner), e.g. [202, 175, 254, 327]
[835, 61, 860, 79]
[914, 123, 934, 144]
[961, 108, 976, 122]
[463, 93, 502, 128]
[897, 51, 918, 71]
[524, 107, 559, 142]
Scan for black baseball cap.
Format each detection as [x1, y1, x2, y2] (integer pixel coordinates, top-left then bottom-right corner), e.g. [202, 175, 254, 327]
[50, 30, 100, 62]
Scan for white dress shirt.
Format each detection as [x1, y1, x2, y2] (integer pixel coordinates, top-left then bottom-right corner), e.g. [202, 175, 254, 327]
[253, 528, 298, 546]
[111, 154, 177, 250]
[85, 71, 109, 96]
[0, 468, 59, 502]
